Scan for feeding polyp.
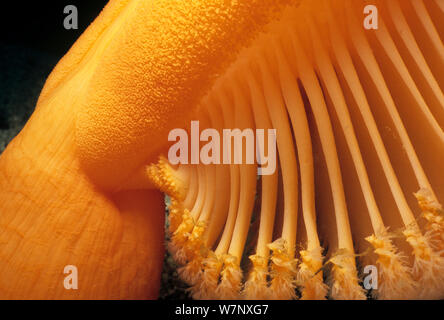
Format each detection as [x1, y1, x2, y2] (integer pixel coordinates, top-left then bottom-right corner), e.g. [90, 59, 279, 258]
[147, 0, 444, 300]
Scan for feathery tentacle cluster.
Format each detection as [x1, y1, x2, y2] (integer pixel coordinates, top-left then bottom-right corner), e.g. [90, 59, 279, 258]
[147, 0, 444, 299]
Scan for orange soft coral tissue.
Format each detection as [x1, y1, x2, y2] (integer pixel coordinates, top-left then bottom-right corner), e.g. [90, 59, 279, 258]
[1, 0, 444, 300]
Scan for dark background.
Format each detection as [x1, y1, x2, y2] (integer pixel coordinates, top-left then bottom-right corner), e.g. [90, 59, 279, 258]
[0, 1, 189, 299]
[0, 1, 107, 151]
[0, 1, 108, 57]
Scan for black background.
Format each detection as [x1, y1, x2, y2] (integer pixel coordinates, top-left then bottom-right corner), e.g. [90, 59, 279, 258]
[0, 1, 108, 56]
[0, 1, 107, 148]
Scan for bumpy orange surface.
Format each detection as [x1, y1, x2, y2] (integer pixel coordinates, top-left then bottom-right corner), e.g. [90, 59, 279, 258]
[0, 0, 294, 299]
